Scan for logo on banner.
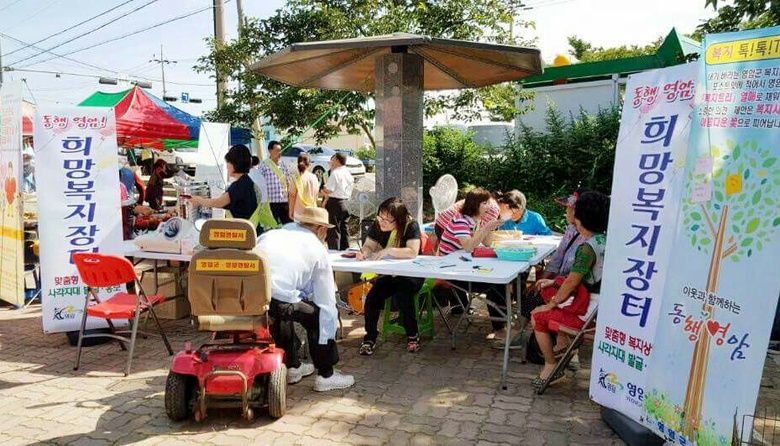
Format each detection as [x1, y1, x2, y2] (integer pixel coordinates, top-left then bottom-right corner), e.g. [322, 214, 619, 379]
[53, 305, 81, 321]
[597, 369, 625, 394]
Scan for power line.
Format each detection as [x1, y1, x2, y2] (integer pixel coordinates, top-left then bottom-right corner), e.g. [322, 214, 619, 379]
[0, 32, 118, 74]
[16, 5, 213, 69]
[4, 0, 140, 58]
[0, 0, 25, 14]
[3, 0, 61, 33]
[11, 0, 160, 66]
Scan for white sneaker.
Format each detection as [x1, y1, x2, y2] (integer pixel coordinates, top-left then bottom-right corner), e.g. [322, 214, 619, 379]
[313, 370, 355, 392]
[287, 363, 315, 384]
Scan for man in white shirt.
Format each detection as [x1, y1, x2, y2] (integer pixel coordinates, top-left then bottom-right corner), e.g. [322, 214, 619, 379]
[255, 207, 355, 391]
[322, 152, 354, 250]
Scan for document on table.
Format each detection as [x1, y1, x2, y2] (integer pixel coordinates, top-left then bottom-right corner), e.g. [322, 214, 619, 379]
[412, 257, 458, 269]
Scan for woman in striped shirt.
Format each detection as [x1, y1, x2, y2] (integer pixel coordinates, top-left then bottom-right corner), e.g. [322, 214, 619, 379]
[437, 188, 503, 255]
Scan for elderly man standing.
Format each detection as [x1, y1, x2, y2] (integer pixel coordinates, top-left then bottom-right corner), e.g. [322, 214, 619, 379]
[255, 207, 355, 391]
[322, 152, 354, 250]
[259, 140, 294, 225]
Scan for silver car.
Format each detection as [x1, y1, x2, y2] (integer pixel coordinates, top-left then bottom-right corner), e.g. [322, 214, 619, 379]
[281, 144, 366, 183]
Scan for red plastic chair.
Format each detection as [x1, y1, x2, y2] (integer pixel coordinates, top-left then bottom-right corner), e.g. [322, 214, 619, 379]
[72, 252, 173, 376]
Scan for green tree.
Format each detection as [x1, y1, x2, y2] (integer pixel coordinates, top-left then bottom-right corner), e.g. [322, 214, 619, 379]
[196, 0, 535, 148]
[567, 36, 661, 62]
[693, 0, 780, 40]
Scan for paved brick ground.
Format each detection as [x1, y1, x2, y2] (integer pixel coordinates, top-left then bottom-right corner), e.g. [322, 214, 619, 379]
[1, 302, 777, 446]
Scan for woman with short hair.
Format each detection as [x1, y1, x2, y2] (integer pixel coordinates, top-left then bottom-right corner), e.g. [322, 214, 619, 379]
[530, 191, 610, 387]
[190, 145, 261, 229]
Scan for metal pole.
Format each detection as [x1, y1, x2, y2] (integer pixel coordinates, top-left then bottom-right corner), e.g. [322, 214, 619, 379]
[1, 36, 4, 86]
[213, 0, 226, 107]
[160, 44, 167, 97]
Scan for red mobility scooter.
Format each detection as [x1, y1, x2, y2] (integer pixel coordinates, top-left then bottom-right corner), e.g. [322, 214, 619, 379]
[164, 219, 286, 421]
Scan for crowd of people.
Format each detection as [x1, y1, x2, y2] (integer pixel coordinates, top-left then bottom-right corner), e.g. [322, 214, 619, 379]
[124, 143, 609, 394]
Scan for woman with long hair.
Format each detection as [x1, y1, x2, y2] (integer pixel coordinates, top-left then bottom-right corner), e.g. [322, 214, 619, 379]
[357, 197, 424, 354]
[288, 153, 320, 221]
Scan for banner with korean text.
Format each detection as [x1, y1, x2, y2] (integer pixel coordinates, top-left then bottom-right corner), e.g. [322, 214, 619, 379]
[35, 107, 123, 333]
[641, 26, 780, 445]
[590, 63, 697, 421]
[0, 81, 24, 307]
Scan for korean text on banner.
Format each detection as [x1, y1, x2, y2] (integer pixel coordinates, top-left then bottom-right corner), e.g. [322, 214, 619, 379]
[589, 63, 697, 421]
[196, 122, 230, 218]
[0, 81, 24, 307]
[34, 107, 123, 333]
[642, 26, 780, 445]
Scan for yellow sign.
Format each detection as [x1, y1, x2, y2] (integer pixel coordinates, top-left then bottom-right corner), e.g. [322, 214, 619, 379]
[208, 229, 247, 242]
[706, 36, 780, 64]
[195, 259, 259, 272]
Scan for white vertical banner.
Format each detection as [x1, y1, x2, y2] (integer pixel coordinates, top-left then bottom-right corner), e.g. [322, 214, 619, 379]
[195, 122, 230, 218]
[35, 107, 123, 333]
[0, 81, 24, 307]
[589, 63, 697, 419]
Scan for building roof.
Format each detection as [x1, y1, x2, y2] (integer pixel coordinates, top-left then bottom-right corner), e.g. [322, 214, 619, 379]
[521, 29, 700, 88]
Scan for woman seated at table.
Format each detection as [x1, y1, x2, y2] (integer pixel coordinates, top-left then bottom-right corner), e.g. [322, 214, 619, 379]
[357, 197, 424, 355]
[497, 190, 552, 235]
[434, 189, 501, 251]
[437, 188, 508, 336]
[190, 145, 266, 233]
[530, 191, 609, 387]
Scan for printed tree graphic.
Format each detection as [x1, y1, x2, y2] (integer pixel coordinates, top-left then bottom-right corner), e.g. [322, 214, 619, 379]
[679, 140, 780, 441]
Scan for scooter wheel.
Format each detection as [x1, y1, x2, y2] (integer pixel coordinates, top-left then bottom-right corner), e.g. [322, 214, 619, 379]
[267, 364, 287, 418]
[164, 372, 193, 421]
[244, 407, 254, 422]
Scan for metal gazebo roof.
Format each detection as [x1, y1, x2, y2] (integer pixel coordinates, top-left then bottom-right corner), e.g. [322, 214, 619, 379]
[249, 33, 542, 91]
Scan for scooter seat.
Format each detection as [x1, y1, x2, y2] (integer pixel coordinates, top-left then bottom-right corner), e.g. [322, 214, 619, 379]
[198, 315, 267, 332]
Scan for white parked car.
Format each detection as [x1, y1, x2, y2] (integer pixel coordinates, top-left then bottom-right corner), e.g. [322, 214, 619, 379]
[281, 144, 366, 183]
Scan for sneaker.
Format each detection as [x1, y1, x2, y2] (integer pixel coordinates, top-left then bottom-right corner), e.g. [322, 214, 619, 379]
[768, 341, 780, 355]
[287, 363, 315, 384]
[313, 370, 355, 392]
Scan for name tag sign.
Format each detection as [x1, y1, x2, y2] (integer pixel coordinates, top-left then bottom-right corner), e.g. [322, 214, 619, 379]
[208, 229, 248, 242]
[195, 259, 259, 272]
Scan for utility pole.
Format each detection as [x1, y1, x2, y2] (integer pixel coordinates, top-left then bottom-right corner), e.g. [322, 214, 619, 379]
[236, 0, 245, 34]
[150, 44, 176, 99]
[213, 0, 227, 107]
[1, 36, 4, 86]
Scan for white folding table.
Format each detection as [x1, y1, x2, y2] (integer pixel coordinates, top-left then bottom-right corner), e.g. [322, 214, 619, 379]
[329, 237, 558, 389]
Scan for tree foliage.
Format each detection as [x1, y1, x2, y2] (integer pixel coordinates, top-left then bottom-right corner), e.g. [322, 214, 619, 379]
[693, 0, 780, 40]
[567, 35, 662, 62]
[195, 0, 536, 148]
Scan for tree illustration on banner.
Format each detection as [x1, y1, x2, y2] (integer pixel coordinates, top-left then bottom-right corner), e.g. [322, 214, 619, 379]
[679, 139, 780, 440]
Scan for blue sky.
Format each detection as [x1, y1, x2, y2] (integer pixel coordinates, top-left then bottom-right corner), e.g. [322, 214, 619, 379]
[0, 0, 714, 117]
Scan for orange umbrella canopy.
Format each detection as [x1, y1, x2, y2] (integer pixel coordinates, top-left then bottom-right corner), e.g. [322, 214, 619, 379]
[250, 33, 542, 91]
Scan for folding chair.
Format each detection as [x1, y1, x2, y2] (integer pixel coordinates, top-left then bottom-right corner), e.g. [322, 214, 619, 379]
[72, 253, 174, 376]
[535, 305, 598, 395]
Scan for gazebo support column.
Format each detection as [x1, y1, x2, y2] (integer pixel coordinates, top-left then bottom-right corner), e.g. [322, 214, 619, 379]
[374, 52, 424, 221]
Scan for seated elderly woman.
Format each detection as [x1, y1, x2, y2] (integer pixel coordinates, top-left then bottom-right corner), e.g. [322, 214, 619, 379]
[529, 191, 609, 387]
[497, 190, 552, 235]
[357, 198, 424, 354]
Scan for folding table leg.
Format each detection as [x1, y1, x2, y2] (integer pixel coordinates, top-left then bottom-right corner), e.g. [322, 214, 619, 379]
[500, 283, 513, 390]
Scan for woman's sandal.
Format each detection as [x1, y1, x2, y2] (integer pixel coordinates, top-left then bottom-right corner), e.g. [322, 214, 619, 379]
[407, 336, 421, 353]
[531, 369, 566, 388]
[359, 341, 376, 356]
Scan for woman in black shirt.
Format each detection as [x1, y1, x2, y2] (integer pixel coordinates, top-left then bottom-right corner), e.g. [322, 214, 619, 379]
[190, 145, 258, 225]
[357, 197, 424, 354]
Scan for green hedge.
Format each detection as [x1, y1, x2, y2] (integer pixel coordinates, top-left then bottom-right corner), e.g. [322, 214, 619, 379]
[422, 106, 621, 232]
